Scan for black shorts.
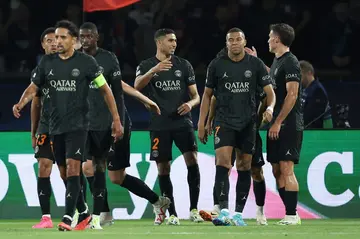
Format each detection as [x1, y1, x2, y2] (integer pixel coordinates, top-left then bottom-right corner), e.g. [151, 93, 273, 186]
[52, 130, 88, 165]
[266, 129, 303, 164]
[34, 133, 55, 161]
[107, 127, 131, 171]
[213, 122, 256, 155]
[218, 132, 264, 168]
[252, 132, 265, 168]
[149, 128, 198, 162]
[86, 130, 112, 159]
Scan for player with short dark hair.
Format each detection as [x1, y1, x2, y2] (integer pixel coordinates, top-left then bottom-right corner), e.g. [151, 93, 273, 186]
[199, 47, 268, 225]
[79, 22, 171, 228]
[135, 28, 203, 225]
[13, 20, 123, 231]
[31, 27, 58, 229]
[198, 28, 276, 226]
[267, 23, 303, 225]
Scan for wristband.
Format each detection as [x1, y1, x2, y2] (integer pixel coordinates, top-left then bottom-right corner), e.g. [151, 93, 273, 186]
[266, 106, 273, 113]
[185, 103, 192, 110]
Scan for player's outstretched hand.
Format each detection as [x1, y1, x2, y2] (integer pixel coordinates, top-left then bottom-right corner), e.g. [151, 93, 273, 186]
[112, 120, 124, 142]
[244, 46, 257, 57]
[177, 103, 192, 116]
[12, 104, 22, 118]
[145, 100, 161, 115]
[198, 125, 208, 144]
[152, 57, 172, 73]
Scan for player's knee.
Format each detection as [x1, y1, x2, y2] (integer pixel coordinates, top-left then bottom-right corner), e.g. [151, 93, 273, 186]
[108, 169, 126, 185]
[279, 161, 294, 176]
[157, 161, 171, 175]
[216, 152, 232, 169]
[272, 164, 281, 179]
[93, 158, 106, 173]
[38, 158, 52, 177]
[251, 167, 264, 182]
[236, 154, 252, 171]
[66, 159, 81, 177]
[183, 151, 197, 166]
[82, 160, 93, 177]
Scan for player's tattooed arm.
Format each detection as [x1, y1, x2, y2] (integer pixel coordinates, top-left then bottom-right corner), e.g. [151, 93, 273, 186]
[205, 96, 217, 135]
[13, 82, 39, 118]
[30, 95, 41, 143]
[122, 81, 161, 115]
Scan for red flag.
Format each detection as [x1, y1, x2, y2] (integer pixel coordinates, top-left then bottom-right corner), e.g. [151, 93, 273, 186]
[83, 0, 140, 12]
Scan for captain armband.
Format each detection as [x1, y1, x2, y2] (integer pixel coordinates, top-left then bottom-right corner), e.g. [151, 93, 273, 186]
[93, 74, 106, 88]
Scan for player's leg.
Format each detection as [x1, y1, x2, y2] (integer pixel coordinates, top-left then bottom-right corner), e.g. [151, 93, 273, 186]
[94, 132, 112, 226]
[32, 134, 54, 229]
[83, 135, 94, 198]
[82, 160, 93, 196]
[212, 126, 235, 226]
[57, 131, 91, 231]
[150, 131, 179, 225]
[277, 130, 303, 225]
[232, 123, 256, 226]
[251, 132, 267, 225]
[200, 151, 234, 222]
[72, 166, 89, 228]
[173, 129, 203, 223]
[266, 132, 286, 207]
[108, 128, 170, 225]
[88, 130, 113, 229]
[233, 150, 252, 226]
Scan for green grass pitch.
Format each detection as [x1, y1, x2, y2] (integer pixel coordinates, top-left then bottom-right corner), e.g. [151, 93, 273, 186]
[1, 219, 359, 239]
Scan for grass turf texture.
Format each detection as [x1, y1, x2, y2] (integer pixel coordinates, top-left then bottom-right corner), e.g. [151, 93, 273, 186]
[0, 219, 359, 239]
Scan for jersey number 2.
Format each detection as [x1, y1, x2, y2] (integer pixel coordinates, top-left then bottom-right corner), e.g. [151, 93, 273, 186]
[152, 137, 159, 150]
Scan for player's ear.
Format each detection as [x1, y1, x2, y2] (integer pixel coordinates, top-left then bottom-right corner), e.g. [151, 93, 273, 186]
[72, 37, 77, 46]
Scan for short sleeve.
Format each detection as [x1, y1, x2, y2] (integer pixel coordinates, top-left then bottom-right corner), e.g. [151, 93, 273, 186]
[107, 53, 123, 102]
[256, 59, 271, 88]
[205, 60, 217, 89]
[284, 59, 301, 83]
[31, 59, 46, 88]
[184, 60, 195, 85]
[135, 61, 148, 77]
[87, 55, 102, 82]
[108, 52, 122, 86]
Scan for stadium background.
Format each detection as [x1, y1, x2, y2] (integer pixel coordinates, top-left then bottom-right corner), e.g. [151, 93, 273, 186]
[0, 0, 360, 219]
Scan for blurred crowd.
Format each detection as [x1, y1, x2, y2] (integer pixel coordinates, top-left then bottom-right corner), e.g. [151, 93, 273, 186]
[0, 0, 359, 75]
[0, 0, 358, 129]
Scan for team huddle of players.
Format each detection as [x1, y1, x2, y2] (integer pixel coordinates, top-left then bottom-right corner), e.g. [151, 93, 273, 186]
[12, 19, 303, 231]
